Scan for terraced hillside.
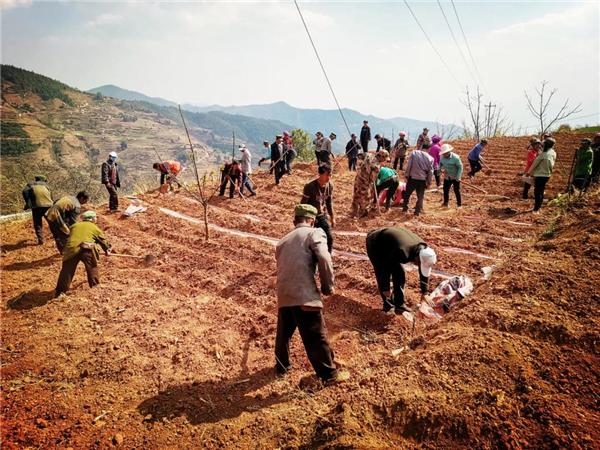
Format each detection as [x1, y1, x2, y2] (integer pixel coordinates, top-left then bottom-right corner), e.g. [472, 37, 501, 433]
[1, 133, 599, 449]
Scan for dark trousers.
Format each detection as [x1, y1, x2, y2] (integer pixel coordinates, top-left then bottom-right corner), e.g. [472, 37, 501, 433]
[275, 306, 337, 381]
[219, 174, 237, 198]
[55, 249, 99, 297]
[48, 220, 69, 253]
[376, 177, 399, 209]
[361, 141, 369, 153]
[284, 150, 296, 173]
[533, 176, 549, 211]
[523, 182, 532, 199]
[348, 157, 357, 171]
[571, 177, 590, 192]
[468, 159, 482, 177]
[366, 241, 406, 311]
[402, 178, 427, 215]
[106, 184, 118, 211]
[320, 152, 331, 167]
[315, 151, 322, 165]
[160, 172, 180, 188]
[32, 207, 49, 243]
[433, 169, 441, 187]
[273, 162, 285, 185]
[393, 156, 405, 171]
[315, 214, 333, 254]
[240, 173, 255, 195]
[443, 179, 462, 206]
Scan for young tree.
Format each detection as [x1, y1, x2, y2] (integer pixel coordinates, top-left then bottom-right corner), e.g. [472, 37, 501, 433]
[525, 81, 582, 136]
[291, 128, 314, 162]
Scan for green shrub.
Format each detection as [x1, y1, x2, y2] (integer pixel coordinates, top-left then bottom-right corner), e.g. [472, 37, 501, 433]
[1, 64, 74, 106]
[1, 122, 28, 139]
[0, 139, 39, 156]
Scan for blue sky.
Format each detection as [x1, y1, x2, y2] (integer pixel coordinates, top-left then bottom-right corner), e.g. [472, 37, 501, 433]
[1, 1, 598, 130]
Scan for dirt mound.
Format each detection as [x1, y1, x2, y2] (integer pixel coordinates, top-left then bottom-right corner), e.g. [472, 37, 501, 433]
[2, 134, 599, 448]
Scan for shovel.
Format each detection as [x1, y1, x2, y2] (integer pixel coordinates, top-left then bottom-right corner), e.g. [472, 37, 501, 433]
[109, 252, 156, 266]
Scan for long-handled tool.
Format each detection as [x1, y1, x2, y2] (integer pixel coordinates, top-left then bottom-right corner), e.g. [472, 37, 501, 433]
[109, 253, 156, 266]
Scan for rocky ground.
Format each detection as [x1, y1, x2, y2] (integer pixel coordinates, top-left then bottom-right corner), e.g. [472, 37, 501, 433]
[1, 133, 599, 449]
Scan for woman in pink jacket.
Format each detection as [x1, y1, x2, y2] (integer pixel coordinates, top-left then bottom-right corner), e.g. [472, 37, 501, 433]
[429, 135, 442, 188]
[523, 138, 541, 199]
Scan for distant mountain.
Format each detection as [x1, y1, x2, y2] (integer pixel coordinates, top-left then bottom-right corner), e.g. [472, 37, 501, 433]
[88, 85, 176, 108]
[88, 85, 461, 146]
[193, 101, 461, 145]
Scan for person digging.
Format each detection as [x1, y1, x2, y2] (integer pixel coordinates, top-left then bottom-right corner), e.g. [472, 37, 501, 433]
[54, 211, 111, 298]
[366, 227, 437, 314]
[153, 160, 182, 193]
[274, 204, 349, 385]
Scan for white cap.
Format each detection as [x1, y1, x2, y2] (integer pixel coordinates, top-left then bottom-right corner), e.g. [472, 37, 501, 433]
[440, 144, 454, 155]
[109, 151, 118, 158]
[419, 247, 437, 277]
[239, 144, 247, 150]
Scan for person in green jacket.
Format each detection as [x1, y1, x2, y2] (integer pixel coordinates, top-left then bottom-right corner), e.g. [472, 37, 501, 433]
[45, 191, 89, 253]
[55, 211, 111, 297]
[570, 138, 594, 192]
[22, 175, 53, 244]
[439, 144, 463, 207]
[526, 138, 557, 213]
[375, 150, 399, 210]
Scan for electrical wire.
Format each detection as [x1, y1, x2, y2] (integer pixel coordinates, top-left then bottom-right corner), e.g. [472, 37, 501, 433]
[402, 0, 464, 90]
[436, 0, 480, 89]
[450, 0, 487, 92]
[293, 0, 352, 139]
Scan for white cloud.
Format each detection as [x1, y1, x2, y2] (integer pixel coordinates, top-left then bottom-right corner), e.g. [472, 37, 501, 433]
[86, 13, 123, 28]
[0, 0, 31, 10]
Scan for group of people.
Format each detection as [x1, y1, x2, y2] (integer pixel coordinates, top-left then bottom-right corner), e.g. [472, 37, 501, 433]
[18, 125, 600, 386]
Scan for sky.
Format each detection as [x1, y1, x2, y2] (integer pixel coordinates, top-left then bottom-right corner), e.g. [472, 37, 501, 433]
[1, 0, 599, 132]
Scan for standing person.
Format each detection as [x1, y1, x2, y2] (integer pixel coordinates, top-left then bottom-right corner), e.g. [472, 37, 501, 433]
[570, 138, 594, 192]
[345, 134, 361, 171]
[375, 152, 399, 211]
[313, 132, 324, 165]
[374, 134, 391, 151]
[101, 151, 120, 212]
[219, 160, 243, 198]
[301, 165, 335, 254]
[523, 139, 542, 199]
[319, 133, 336, 167]
[526, 137, 557, 213]
[270, 135, 286, 185]
[360, 120, 371, 153]
[402, 145, 434, 216]
[439, 144, 463, 207]
[350, 153, 380, 218]
[45, 191, 89, 253]
[467, 139, 489, 178]
[22, 175, 53, 244]
[416, 128, 430, 150]
[428, 135, 442, 188]
[392, 131, 409, 170]
[366, 227, 437, 314]
[282, 131, 297, 175]
[275, 204, 346, 384]
[54, 211, 111, 298]
[238, 145, 257, 196]
[590, 132, 600, 185]
[152, 160, 182, 191]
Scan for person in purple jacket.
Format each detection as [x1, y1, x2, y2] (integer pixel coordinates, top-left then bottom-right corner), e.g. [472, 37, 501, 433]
[428, 135, 442, 188]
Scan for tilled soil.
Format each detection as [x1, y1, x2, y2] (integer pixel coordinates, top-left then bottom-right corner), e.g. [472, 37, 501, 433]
[2, 133, 599, 449]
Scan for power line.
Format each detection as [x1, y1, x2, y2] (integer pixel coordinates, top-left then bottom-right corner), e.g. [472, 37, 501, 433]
[436, 0, 479, 89]
[450, 0, 487, 93]
[293, 0, 352, 139]
[402, 0, 464, 90]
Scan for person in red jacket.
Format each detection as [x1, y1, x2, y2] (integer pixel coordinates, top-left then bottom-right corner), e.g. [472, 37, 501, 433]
[153, 160, 182, 191]
[523, 139, 541, 199]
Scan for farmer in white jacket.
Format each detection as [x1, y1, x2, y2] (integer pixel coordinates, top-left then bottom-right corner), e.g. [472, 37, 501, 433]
[239, 144, 256, 196]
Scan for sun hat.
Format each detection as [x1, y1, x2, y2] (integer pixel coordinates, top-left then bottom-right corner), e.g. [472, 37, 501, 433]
[439, 144, 454, 155]
[419, 247, 437, 277]
[82, 211, 97, 221]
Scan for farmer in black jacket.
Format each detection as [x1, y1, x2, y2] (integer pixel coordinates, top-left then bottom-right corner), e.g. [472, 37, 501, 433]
[366, 227, 437, 314]
[375, 134, 391, 151]
[101, 151, 120, 212]
[360, 120, 371, 153]
[345, 134, 361, 171]
[270, 135, 286, 185]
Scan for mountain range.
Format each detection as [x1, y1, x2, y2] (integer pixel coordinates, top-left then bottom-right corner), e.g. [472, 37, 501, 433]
[88, 85, 461, 145]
